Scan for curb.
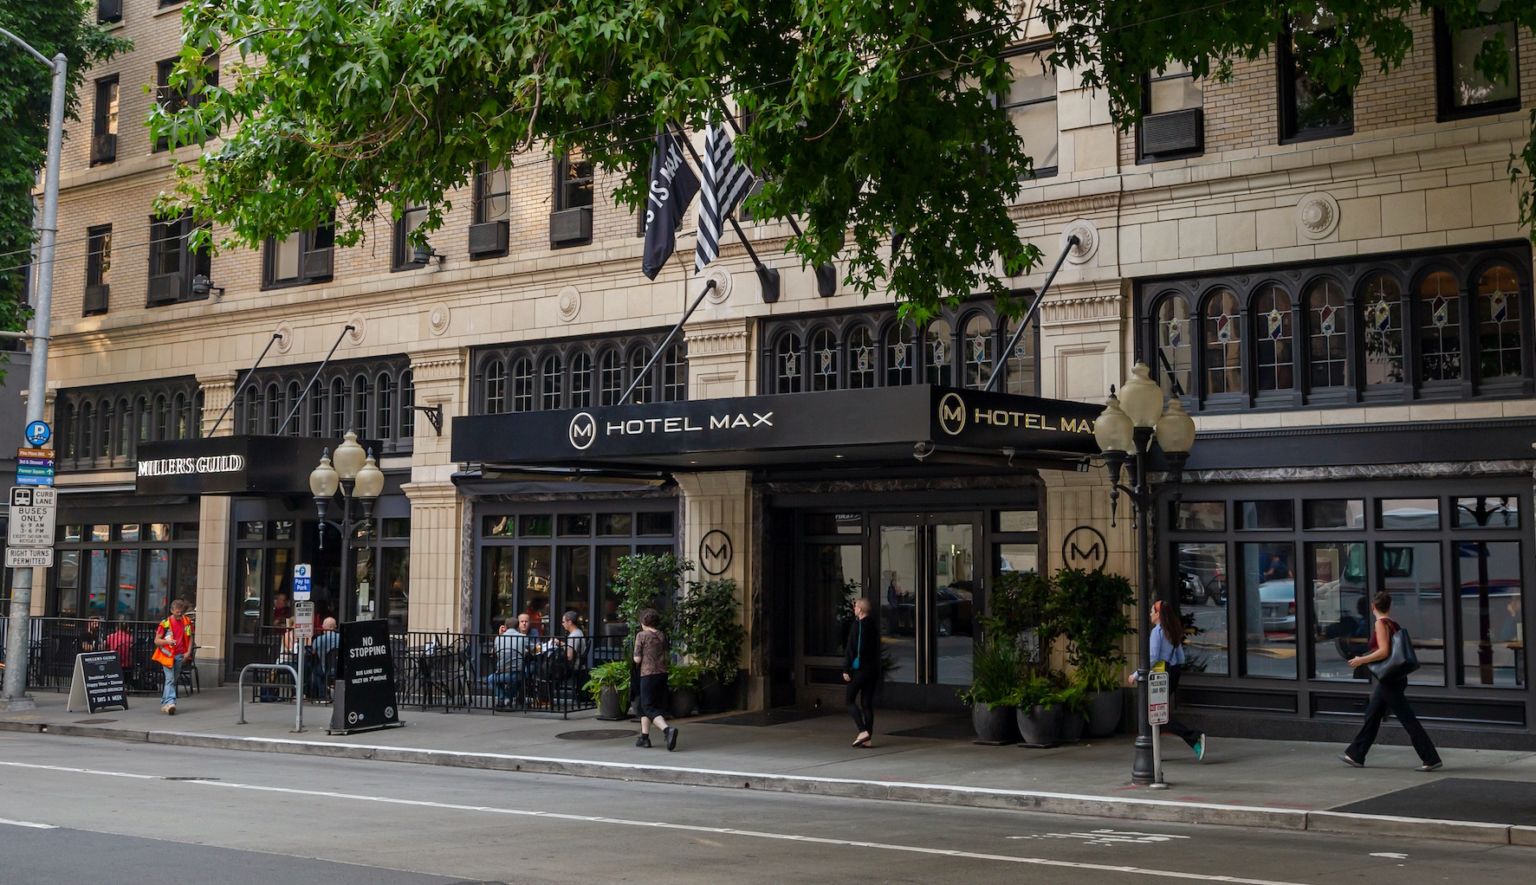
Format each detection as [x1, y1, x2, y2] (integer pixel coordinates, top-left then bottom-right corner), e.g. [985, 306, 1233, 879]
[1, 719, 1528, 845]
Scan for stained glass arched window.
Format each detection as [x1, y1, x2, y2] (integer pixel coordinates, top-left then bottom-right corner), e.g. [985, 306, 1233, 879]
[540, 354, 564, 410]
[1001, 317, 1037, 396]
[175, 391, 192, 439]
[599, 350, 623, 405]
[135, 395, 151, 444]
[399, 371, 415, 438]
[811, 328, 839, 391]
[570, 352, 593, 408]
[1305, 278, 1348, 389]
[1361, 273, 1404, 386]
[330, 377, 347, 431]
[1417, 270, 1462, 382]
[484, 359, 507, 413]
[662, 343, 687, 401]
[774, 332, 804, 394]
[1253, 284, 1294, 392]
[1202, 289, 1242, 395]
[628, 346, 654, 404]
[309, 382, 327, 436]
[1477, 264, 1522, 380]
[1154, 295, 1192, 396]
[375, 372, 394, 436]
[116, 398, 132, 457]
[884, 323, 915, 386]
[80, 403, 95, 460]
[962, 313, 995, 389]
[352, 376, 371, 433]
[510, 358, 534, 412]
[847, 325, 877, 389]
[924, 319, 954, 386]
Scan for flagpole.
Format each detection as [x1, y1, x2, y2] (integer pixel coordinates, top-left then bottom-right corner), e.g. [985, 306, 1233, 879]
[665, 121, 781, 303]
[619, 278, 717, 405]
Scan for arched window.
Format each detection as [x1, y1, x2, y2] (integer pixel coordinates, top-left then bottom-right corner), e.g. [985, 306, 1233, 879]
[1360, 273, 1404, 386]
[1001, 317, 1037, 396]
[1305, 278, 1348, 389]
[661, 343, 687, 401]
[98, 399, 112, 456]
[599, 350, 623, 405]
[242, 387, 260, 435]
[483, 358, 507, 414]
[192, 390, 203, 439]
[570, 352, 593, 408]
[628, 346, 654, 404]
[352, 375, 371, 433]
[283, 382, 301, 435]
[774, 332, 804, 394]
[847, 325, 877, 389]
[174, 391, 191, 439]
[1202, 289, 1242, 395]
[375, 372, 394, 437]
[540, 354, 563, 410]
[1477, 263, 1523, 380]
[884, 323, 916, 386]
[1252, 284, 1294, 392]
[116, 398, 131, 457]
[309, 382, 326, 437]
[135, 395, 150, 444]
[261, 384, 280, 435]
[156, 393, 173, 440]
[924, 319, 954, 386]
[1154, 295, 1192, 396]
[1417, 270, 1462, 382]
[62, 404, 78, 459]
[399, 371, 415, 438]
[510, 358, 534, 412]
[810, 327, 839, 391]
[962, 313, 995, 389]
[80, 403, 95, 461]
[330, 377, 347, 432]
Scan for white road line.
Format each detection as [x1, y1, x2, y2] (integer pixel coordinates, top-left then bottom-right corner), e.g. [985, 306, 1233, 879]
[0, 758, 1317, 885]
[0, 818, 59, 830]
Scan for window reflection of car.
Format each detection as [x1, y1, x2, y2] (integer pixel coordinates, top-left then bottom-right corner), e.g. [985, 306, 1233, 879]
[889, 585, 973, 637]
[1258, 579, 1296, 635]
[1179, 570, 1226, 606]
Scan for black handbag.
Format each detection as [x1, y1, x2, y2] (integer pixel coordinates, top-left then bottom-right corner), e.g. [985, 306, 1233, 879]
[1368, 625, 1420, 681]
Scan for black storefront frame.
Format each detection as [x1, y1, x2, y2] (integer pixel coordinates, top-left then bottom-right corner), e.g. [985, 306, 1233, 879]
[1163, 476, 1534, 739]
[51, 501, 201, 622]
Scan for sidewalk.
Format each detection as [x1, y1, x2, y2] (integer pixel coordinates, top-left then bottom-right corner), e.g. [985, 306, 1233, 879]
[4, 688, 1536, 846]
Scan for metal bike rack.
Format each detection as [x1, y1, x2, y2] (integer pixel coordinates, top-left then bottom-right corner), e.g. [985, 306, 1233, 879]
[237, 663, 303, 733]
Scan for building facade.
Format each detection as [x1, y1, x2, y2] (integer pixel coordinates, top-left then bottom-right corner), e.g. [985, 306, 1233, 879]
[28, 2, 1536, 745]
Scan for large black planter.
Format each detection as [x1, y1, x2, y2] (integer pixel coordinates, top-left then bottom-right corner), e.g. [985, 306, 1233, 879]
[1060, 709, 1086, 744]
[971, 703, 1020, 744]
[1085, 689, 1123, 738]
[700, 673, 739, 714]
[669, 686, 699, 719]
[1016, 703, 1063, 748]
[596, 686, 627, 721]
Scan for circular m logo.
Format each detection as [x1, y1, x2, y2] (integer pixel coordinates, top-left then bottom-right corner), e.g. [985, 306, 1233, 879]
[568, 411, 597, 450]
[1061, 526, 1108, 571]
[937, 392, 967, 436]
[699, 530, 733, 576]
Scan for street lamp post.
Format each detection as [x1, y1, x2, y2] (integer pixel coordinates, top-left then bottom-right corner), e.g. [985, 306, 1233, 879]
[308, 432, 385, 621]
[0, 27, 68, 712]
[1093, 363, 1196, 787]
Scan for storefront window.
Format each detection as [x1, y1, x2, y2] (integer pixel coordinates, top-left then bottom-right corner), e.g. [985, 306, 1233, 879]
[1378, 541, 1445, 686]
[1177, 542, 1228, 675]
[807, 544, 862, 656]
[1175, 502, 1224, 531]
[1379, 498, 1440, 530]
[57, 551, 81, 616]
[114, 550, 140, 620]
[1239, 543, 1297, 679]
[236, 548, 263, 635]
[556, 546, 592, 626]
[1456, 541, 1522, 687]
[1454, 496, 1518, 528]
[558, 514, 592, 536]
[86, 550, 109, 617]
[1308, 541, 1368, 680]
[483, 547, 517, 633]
[1303, 500, 1365, 530]
[147, 523, 171, 542]
[1237, 500, 1294, 530]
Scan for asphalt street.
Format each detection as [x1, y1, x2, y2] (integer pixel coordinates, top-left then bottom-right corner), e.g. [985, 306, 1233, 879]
[1, 732, 1531, 884]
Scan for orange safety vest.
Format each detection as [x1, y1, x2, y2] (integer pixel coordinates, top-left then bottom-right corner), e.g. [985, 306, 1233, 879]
[152, 616, 194, 667]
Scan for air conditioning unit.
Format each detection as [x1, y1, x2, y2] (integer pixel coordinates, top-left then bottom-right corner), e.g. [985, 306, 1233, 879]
[90, 133, 117, 165]
[1140, 108, 1204, 160]
[147, 273, 184, 306]
[301, 247, 334, 280]
[549, 207, 592, 247]
[83, 284, 110, 316]
[97, 0, 122, 24]
[468, 219, 509, 257]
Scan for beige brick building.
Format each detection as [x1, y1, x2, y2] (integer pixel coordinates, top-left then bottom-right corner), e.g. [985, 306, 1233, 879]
[26, 2, 1536, 744]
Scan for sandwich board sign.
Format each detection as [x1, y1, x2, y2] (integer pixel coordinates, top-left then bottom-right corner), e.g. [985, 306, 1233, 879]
[66, 651, 129, 714]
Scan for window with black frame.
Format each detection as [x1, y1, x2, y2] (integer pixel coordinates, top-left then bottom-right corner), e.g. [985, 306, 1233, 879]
[1001, 47, 1058, 177]
[1278, 13, 1353, 142]
[233, 356, 413, 453]
[147, 214, 212, 305]
[91, 75, 118, 165]
[1435, 2, 1520, 119]
[392, 204, 430, 270]
[472, 332, 685, 414]
[264, 221, 335, 288]
[84, 225, 112, 316]
[53, 521, 199, 623]
[57, 378, 200, 469]
[154, 56, 218, 152]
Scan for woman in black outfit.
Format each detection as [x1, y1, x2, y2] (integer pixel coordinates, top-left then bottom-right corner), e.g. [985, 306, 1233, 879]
[843, 598, 881, 748]
[1340, 592, 1443, 771]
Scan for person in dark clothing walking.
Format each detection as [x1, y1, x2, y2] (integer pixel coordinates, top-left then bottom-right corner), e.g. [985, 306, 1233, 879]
[1341, 592, 1443, 771]
[632, 608, 678, 751]
[843, 597, 881, 748]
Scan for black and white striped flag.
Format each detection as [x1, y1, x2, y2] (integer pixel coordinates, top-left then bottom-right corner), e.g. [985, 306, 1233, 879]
[694, 124, 756, 272]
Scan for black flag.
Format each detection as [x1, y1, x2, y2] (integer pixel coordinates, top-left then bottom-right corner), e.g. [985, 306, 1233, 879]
[642, 130, 700, 280]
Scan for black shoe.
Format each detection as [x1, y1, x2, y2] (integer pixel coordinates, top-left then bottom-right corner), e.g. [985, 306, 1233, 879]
[635, 734, 652, 748]
[664, 726, 678, 752]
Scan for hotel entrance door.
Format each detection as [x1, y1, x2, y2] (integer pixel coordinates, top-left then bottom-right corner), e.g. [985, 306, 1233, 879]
[872, 513, 981, 701]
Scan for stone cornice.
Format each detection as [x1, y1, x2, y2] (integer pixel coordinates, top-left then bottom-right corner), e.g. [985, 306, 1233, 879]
[1007, 193, 1120, 223]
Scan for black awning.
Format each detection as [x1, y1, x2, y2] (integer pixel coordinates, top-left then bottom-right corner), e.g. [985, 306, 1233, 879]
[134, 436, 377, 495]
[451, 385, 1101, 472]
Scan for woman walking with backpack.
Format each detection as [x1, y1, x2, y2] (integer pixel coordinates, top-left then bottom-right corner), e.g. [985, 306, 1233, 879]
[1340, 592, 1442, 771]
[1130, 599, 1205, 761]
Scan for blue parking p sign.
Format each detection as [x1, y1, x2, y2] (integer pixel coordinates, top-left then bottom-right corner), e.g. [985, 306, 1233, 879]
[24, 420, 50, 447]
[293, 562, 313, 601]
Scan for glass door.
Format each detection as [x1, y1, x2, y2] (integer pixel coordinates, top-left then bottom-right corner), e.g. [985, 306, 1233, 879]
[873, 512, 981, 688]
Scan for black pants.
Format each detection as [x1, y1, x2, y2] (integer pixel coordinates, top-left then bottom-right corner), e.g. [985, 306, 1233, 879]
[846, 668, 877, 734]
[1163, 667, 1200, 748]
[1346, 675, 1441, 765]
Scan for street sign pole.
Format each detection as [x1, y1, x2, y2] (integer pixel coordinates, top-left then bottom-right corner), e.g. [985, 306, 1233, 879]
[1147, 669, 1170, 789]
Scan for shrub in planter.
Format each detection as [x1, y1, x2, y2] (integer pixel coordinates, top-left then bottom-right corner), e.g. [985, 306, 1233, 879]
[667, 663, 704, 719]
[584, 661, 631, 720]
[613, 553, 688, 714]
[1056, 568, 1134, 738]
[675, 577, 746, 713]
[1055, 679, 1090, 744]
[960, 636, 1027, 743]
[985, 571, 1061, 673]
[1076, 657, 1126, 738]
[1012, 672, 1065, 748]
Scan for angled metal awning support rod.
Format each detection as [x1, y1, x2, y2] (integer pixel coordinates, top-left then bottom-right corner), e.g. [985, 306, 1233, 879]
[619, 279, 717, 405]
[208, 332, 285, 437]
[277, 324, 357, 435]
[665, 121, 781, 303]
[983, 234, 1080, 393]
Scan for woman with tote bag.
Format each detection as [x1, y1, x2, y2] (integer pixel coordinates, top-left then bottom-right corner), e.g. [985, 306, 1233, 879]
[1340, 592, 1443, 771]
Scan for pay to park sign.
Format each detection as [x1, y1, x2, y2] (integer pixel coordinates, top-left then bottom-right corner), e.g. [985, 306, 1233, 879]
[328, 619, 401, 736]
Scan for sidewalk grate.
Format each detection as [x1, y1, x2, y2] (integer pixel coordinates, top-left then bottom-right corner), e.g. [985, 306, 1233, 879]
[1332, 777, 1536, 825]
[73, 719, 118, 725]
[706, 709, 827, 727]
[555, 729, 634, 741]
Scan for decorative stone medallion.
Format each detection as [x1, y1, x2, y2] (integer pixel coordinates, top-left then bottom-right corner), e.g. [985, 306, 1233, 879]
[1297, 192, 1340, 240]
[704, 267, 732, 304]
[556, 286, 581, 323]
[1062, 219, 1099, 265]
[346, 314, 367, 345]
[274, 323, 294, 354]
[428, 303, 451, 336]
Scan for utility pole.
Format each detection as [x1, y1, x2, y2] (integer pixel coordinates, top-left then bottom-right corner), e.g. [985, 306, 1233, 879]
[0, 27, 67, 712]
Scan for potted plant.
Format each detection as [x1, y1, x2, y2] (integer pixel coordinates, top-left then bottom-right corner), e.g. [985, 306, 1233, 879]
[1055, 567, 1134, 739]
[960, 636, 1025, 743]
[613, 553, 688, 714]
[1013, 672, 1065, 747]
[667, 662, 704, 718]
[1056, 676, 1090, 744]
[584, 661, 631, 720]
[674, 577, 746, 713]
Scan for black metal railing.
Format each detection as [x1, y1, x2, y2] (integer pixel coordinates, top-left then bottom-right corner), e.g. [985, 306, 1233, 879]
[0, 616, 196, 695]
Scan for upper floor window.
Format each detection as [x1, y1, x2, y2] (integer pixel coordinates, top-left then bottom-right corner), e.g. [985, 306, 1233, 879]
[1002, 47, 1058, 178]
[84, 225, 112, 317]
[1139, 62, 1204, 162]
[550, 152, 594, 247]
[470, 162, 512, 258]
[97, 0, 122, 24]
[761, 301, 1039, 396]
[1435, 3, 1521, 119]
[472, 332, 687, 415]
[1279, 13, 1353, 142]
[91, 76, 118, 165]
[391, 204, 430, 270]
[1140, 244, 1532, 412]
[147, 213, 211, 306]
[235, 356, 414, 453]
[155, 56, 218, 152]
[58, 377, 201, 468]
[264, 223, 335, 288]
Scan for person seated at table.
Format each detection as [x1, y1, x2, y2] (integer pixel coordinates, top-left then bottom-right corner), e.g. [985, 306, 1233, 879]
[79, 616, 104, 653]
[262, 620, 299, 702]
[103, 623, 134, 671]
[487, 615, 531, 710]
[310, 617, 339, 701]
[542, 611, 589, 674]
